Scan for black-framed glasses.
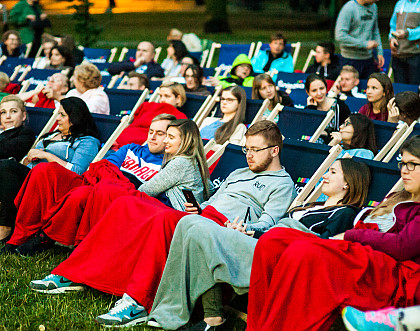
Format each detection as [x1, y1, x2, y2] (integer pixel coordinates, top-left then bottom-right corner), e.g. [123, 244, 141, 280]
[242, 145, 276, 155]
[220, 97, 238, 104]
[398, 161, 420, 171]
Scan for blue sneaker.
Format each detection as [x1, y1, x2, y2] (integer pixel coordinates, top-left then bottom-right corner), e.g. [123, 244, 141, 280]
[342, 306, 397, 331]
[95, 293, 148, 328]
[29, 274, 85, 294]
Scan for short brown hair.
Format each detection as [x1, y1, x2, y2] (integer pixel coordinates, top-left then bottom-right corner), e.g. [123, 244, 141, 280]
[0, 72, 10, 91]
[245, 120, 283, 156]
[151, 113, 177, 123]
[2, 30, 21, 44]
[340, 65, 359, 79]
[128, 71, 149, 89]
[270, 32, 286, 44]
[74, 62, 102, 89]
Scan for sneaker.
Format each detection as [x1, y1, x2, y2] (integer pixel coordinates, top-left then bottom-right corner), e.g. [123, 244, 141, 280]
[186, 320, 229, 331]
[0, 244, 18, 255]
[342, 306, 397, 331]
[29, 274, 85, 294]
[95, 293, 148, 327]
[147, 318, 162, 328]
[16, 230, 55, 257]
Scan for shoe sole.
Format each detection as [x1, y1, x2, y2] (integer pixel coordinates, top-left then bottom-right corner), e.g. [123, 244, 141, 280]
[147, 320, 162, 328]
[30, 286, 85, 294]
[96, 316, 147, 328]
[341, 308, 358, 331]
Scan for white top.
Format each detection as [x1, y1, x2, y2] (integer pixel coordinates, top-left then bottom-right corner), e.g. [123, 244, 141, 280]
[66, 87, 110, 115]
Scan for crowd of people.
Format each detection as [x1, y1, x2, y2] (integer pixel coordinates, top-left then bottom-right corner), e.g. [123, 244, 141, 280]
[1, 0, 420, 330]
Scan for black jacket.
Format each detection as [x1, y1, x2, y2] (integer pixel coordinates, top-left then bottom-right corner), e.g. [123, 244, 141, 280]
[108, 60, 164, 79]
[0, 126, 36, 161]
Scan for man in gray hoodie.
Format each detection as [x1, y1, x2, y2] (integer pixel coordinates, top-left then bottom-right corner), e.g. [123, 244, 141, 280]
[335, 0, 384, 79]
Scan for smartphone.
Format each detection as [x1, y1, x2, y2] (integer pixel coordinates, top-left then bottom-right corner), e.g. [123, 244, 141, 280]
[182, 189, 202, 214]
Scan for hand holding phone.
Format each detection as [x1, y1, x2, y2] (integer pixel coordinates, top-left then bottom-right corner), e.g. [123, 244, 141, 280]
[182, 189, 202, 214]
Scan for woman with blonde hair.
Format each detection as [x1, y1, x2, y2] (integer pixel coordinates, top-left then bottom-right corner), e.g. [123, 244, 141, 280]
[65, 62, 110, 115]
[158, 81, 187, 109]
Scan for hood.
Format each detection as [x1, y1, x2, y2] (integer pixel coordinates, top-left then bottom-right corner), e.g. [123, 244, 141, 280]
[231, 53, 253, 71]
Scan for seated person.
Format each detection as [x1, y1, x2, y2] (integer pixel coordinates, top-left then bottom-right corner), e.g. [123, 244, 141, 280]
[112, 81, 188, 150]
[20, 73, 69, 109]
[34, 33, 58, 69]
[305, 74, 351, 144]
[387, 91, 420, 126]
[246, 135, 420, 331]
[329, 65, 366, 99]
[3, 114, 186, 255]
[169, 55, 201, 85]
[183, 64, 210, 96]
[59, 35, 84, 66]
[252, 32, 294, 77]
[167, 28, 202, 52]
[28, 121, 296, 330]
[306, 41, 340, 81]
[147, 158, 369, 330]
[0, 30, 24, 58]
[210, 54, 254, 88]
[358, 73, 394, 122]
[200, 85, 247, 145]
[65, 62, 110, 115]
[45, 45, 74, 71]
[328, 113, 377, 159]
[118, 71, 149, 90]
[0, 72, 10, 101]
[252, 73, 293, 122]
[0, 97, 99, 244]
[161, 40, 189, 77]
[108, 41, 164, 79]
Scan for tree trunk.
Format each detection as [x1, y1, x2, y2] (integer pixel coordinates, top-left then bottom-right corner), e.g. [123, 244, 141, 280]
[204, 0, 231, 33]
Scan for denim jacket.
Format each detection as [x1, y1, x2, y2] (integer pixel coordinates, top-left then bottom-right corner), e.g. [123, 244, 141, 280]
[28, 134, 100, 175]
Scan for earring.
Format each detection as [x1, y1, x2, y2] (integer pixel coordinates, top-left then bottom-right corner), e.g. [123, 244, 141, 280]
[343, 185, 348, 189]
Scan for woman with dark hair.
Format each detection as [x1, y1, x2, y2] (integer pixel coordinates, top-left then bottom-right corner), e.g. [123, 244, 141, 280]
[247, 135, 420, 331]
[0, 97, 99, 244]
[358, 72, 394, 122]
[0, 30, 23, 58]
[252, 73, 293, 122]
[161, 40, 189, 77]
[329, 113, 377, 159]
[200, 85, 247, 145]
[46, 45, 74, 70]
[305, 73, 351, 144]
[388, 91, 420, 126]
[183, 64, 210, 96]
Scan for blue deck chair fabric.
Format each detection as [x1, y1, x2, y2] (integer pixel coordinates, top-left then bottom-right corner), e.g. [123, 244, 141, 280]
[384, 123, 420, 166]
[372, 120, 398, 150]
[286, 89, 308, 109]
[275, 71, 308, 91]
[25, 68, 60, 85]
[203, 68, 215, 78]
[209, 143, 248, 189]
[2, 57, 34, 68]
[189, 51, 203, 62]
[244, 99, 264, 124]
[83, 48, 112, 64]
[0, 65, 15, 77]
[104, 88, 143, 115]
[149, 80, 162, 92]
[100, 75, 112, 88]
[217, 44, 253, 67]
[345, 96, 367, 113]
[392, 82, 419, 94]
[243, 86, 252, 99]
[352, 157, 400, 205]
[91, 113, 121, 144]
[180, 93, 208, 119]
[26, 107, 54, 135]
[277, 106, 327, 140]
[281, 138, 331, 193]
[125, 49, 136, 61]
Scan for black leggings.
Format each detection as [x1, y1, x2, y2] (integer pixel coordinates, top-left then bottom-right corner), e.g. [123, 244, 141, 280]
[0, 159, 30, 228]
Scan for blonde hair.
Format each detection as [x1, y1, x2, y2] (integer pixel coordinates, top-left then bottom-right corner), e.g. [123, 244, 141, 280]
[164, 119, 210, 200]
[0, 94, 25, 111]
[74, 62, 102, 89]
[0, 72, 10, 91]
[340, 65, 359, 79]
[160, 81, 187, 107]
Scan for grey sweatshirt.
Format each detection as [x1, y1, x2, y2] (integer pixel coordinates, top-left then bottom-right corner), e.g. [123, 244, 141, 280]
[335, 0, 383, 59]
[201, 167, 297, 232]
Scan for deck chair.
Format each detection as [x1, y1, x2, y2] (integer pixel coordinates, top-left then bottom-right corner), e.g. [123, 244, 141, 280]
[91, 113, 121, 145]
[105, 88, 146, 115]
[392, 82, 419, 94]
[276, 71, 308, 92]
[286, 88, 308, 108]
[1, 56, 34, 68]
[302, 49, 316, 73]
[194, 86, 223, 127]
[382, 121, 419, 164]
[19, 68, 61, 85]
[205, 43, 256, 68]
[91, 89, 149, 162]
[180, 93, 209, 119]
[254, 42, 301, 67]
[340, 95, 366, 113]
[207, 140, 230, 168]
[246, 99, 269, 125]
[79, 46, 117, 63]
[373, 121, 407, 160]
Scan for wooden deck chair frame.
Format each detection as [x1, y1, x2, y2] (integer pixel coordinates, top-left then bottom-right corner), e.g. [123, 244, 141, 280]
[10, 65, 22, 81]
[24, 42, 32, 58]
[246, 99, 271, 128]
[0, 55, 6, 66]
[195, 86, 223, 128]
[154, 47, 162, 63]
[192, 95, 212, 123]
[302, 49, 316, 73]
[17, 80, 31, 95]
[18, 65, 32, 82]
[200, 50, 209, 68]
[373, 123, 408, 161]
[265, 103, 283, 122]
[107, 75, 119, 89]
[92, 89, 149, 162]
[287, 144, 343, 211]
[254, 41, 301, 67]
[308, 109, 335, 143]
[118, 47, 129, 62]
[207, 140, 230, 168]
[149, 87, 160, 103]
[116, 75, 129, 89]
[382, 120, 418, 163]
[213, 66, 223, 78]
[205, 43, 256, 68]
[35, 44, 43, 59]
[108, 47, 117, 63]
[203, 138, 217, 155]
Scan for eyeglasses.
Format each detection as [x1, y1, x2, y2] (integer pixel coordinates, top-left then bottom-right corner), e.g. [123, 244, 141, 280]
[242, 146, 276, 155]
[398, 161, 420, 171]
[220, 97, 238, 104]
